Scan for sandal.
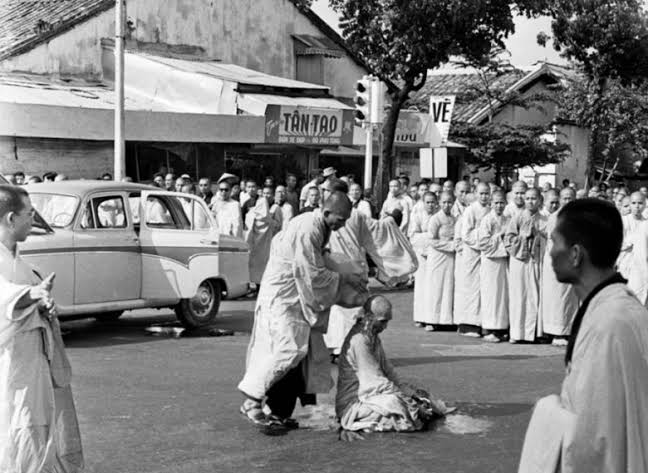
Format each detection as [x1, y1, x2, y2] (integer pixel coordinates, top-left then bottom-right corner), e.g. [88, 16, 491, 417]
[240, 399, 268, 425]
[267, 414, 299, 430]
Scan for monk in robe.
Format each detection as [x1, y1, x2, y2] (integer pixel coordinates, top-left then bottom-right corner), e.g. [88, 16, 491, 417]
[409, 182, 430, 221]
[539, 188, 579, 345]
[478, 190, 510, 343]
[451, 181, 470, 326]
[504, 181, 528, 219]
[422, 191, 457, 328]
[272, 185, 294, 232]
[519, 198, 648, 473]
[0, 185, 83, 473]
[210, 180, 243, 238]
[618, 192, 648, 304]
[244, 189, 283, 285]
[238, 192, 367, 428]
[456, 183, 491, 337]
[380, 179, 412, 234]
[409, 192, 437, 329]
[336, 296, 451, 432]
[505, 187, 547, 343]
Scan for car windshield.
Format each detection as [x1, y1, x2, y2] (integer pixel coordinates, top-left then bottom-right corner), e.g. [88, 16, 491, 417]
[31, 193, 79, 227]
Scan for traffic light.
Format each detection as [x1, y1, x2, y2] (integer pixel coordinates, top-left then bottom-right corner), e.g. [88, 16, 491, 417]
[354, 76, 371, 126]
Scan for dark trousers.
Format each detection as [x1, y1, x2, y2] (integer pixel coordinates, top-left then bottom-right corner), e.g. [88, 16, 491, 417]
[265, 363, 315, 419]
[458, 324, 481, 334]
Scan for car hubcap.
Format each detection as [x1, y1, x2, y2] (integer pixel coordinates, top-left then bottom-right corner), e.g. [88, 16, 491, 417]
[190, 281, 215, 318]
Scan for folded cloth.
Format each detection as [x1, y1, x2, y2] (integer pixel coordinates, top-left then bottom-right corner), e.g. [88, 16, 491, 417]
[518, 394, 575, 473]
[366, 218, 418, 286]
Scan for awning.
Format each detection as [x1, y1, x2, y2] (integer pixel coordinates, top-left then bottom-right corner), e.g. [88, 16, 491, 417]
[292, 34, 344, 58]
[320, 146, 369, 157]
[238, 93, 351, 116]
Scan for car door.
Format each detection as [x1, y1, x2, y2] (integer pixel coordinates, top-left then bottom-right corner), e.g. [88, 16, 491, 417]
[138, 191, 220, 299]
[73, 191, 142, 304]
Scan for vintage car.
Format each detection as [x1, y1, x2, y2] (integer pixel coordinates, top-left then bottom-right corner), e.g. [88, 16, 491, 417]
[9, 179, 249, 329]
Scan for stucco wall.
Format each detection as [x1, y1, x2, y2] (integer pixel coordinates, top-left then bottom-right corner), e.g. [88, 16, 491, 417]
[1, 0, 366, 99]
[0, 137, 113, 178]
[556, 124, 589, 187]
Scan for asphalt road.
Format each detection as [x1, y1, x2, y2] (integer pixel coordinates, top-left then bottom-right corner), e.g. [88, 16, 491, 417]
[61, 288, 565, 473]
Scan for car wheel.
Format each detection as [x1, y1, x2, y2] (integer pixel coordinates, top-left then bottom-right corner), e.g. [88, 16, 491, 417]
[175, 279, 221, 329]
[95, 311, 124, 321]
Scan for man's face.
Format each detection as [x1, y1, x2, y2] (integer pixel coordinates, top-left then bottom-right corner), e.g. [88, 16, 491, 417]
[286, 175, 297, 189]
[525, 190, 540, 213]
[560, 191, 575, 207]
[389, 181, 400, 197]
[175, 178, 184, 192]
[492, 195, 506, 215]
[417, 184, 429, 199]
[198, 179, 211, 195]
[630, 194, 646, 217]
[477, 185, 490, 206]
[513, 185, 527, 207]
[246, 183, 258, 197]
[550, 225, 578, 284]
[348, 184, 362, 201]
[262, 187, 274, 204]
[153, 176, 164, 187]
[430, 184, 442, 197]
[275, 187, 286, 205]
[12, 195, 34, 242]
[264, 178, 274, 188]
[641, 187, 648, 197]
[442, 181, 453, 192]
[455, 183, 469, 205]
[231, 184, 240, 198]
[217, 183, 231, 200]
[423, 195, 437, 214]
[165, 174, 175, 189]
[588, 186, 600, 198]
[440, 195, 453, 215]
[622, 198, 631, 215]
[398, 179, 409, 192]
[546, 195, 560, 214]
[409, 185, 418, 199]
[14, 175, 24, 185]
[323, 209, 350, 231]
[308, 189, 320, 206]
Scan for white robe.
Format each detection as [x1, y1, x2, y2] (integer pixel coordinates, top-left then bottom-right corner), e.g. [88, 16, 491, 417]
[409, 211, 433, 323]
[503, 202, 524, 220]
[380, 194, 412, 234]
[211, 197, 243, 238]
[456, 202, 490, 326]
[422, 211, 456, 325]
[478, 211, 509, 330]
[504, 209, 547, 341]
[238, 210, 350, 399]
[451, 201, 468, 324]
[620, 216, 648, 305]
[539, 212, 579, 336]
[244, 199, 282, 284]
[352, 200, 373, 220]
[558, 283, 648, 473]
[274, 202, 294, 232]
[0, 244, 83, 473]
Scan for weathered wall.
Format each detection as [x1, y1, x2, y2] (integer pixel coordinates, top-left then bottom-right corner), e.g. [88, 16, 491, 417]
[1, 0, 366, 99]
[0, 137, 113, 178]
[556, 124, 589, 187]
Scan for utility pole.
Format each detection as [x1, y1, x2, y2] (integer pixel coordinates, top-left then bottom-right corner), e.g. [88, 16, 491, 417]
[354, 76, 383, 188]
[114, 0, 125, 180]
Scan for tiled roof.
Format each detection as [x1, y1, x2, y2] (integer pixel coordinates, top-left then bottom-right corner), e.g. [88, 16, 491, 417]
[0, 0, 114, 61]
[408, 69, 527, 122]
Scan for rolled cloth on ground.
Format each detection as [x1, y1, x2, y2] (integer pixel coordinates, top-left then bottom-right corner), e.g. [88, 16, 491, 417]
[366, 217, 418, 286]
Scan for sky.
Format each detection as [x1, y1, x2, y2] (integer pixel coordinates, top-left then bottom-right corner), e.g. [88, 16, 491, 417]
[310, 0, 566, 68]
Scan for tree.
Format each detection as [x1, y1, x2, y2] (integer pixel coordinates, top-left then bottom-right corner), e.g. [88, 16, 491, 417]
[314, 0, 546, 202]
[537, 0, 648, 185]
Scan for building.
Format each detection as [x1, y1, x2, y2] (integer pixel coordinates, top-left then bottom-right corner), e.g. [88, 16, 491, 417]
[0, 0, 373, 184]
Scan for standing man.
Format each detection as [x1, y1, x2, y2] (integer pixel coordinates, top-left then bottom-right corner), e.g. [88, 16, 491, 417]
[273, 185, 294, 231]
[348, 183, 373, 220]
[0, 185, 84, 472]
[505, 188, 547, 343]
[285, 173, 300, 215]
[299, 187, 320, 214]
[539, 187, 578, 345]
[617, 192, 646, 282]
[622, 192, 648, 305]
[210, 181, 243, 238]
[381, 179, 412, 234]
[478, 190, 510, 342]
[519, 198, 648, 473]
[452, 180, 470, 327]
[164, 173, 176, 191]
[410, 182, 430, 221]
[456, 183, 491, 337]
[299, 170, 324, 209]
[241, 180, 258, 221]
[543, 188, 560, 216]
[238, 192, 367, 427]
[197, 177, 214, 205]
[504, 181, 528, 219]
[409, 192, 438, 329]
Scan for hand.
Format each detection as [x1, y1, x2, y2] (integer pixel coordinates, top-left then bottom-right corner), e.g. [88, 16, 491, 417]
[341, 272, 366, 291]
[29, 273, 55, 306]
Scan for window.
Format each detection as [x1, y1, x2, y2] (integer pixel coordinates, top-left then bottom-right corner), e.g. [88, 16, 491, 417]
[144, 196, 176, 228]
[80, 196, 127, 229]
[31, 193, 79, 228]
[180, 198, 211, 231]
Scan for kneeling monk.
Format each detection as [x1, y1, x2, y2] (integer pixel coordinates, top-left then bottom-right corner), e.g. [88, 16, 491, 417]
[336, 295, 451, 432]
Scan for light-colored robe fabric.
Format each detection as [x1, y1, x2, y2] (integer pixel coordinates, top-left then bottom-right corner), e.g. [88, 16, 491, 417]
[274, 202, 294, 232]
[244, 198, 282, 284]
[456, 202, 490, 326]
[336, 325, 424, 432]
[352, 200, 373, 220]
[559, 283, 648, 473]
[380, 194, 412, 234]
[409, 210, 433, 323]
[238, 210, 345, 399]
[452, 201, 468, 323]
[620, 216, 648, 305]
[0, 244, 83, 473]
[478, 211, 510, 330]
[539, 212, 579, 336]
[422, 211, 456, 325]
[504, 202, 524, 220]
[210, 197, 243, 238]
[505, 209, 547, 341]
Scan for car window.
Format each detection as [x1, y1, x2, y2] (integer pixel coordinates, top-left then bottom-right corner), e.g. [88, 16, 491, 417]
[144, 196, 177, 229]
[31, 193, 79, 228]
[180, 197, 211, 231]
[128, 195, 141, 225]
[80, 195, 127, 229]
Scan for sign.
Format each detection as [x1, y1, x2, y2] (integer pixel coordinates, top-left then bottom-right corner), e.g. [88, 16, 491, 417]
[394, 111, 434, 146]
[429, 95, 456, 147]
[419, 147, 448, 179]
[265, 105, 354, 145]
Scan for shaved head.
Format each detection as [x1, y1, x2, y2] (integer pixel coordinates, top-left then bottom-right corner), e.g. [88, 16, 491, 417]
[512, 181, 528, 191]
[630, 191, 646, 202]
[363, 295, 393, 321]
[476, 183, 490, 193]
[455, 181, 469, 191]
[322, 191, 352, 215]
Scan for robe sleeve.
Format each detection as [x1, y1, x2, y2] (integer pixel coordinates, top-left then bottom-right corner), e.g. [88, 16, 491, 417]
[231, 204, 243, 239]
[400, 201, 410, 233]
[479, 216, 507, 258]
[0, 272, 37, 322]
[461, 207, 480, 250]
[429, 216, 455, 253]
[504, 214, 529, 260]
[348, 333, 398, 398]
[356, 213, 386, 276]
[407, 214, 421, 239]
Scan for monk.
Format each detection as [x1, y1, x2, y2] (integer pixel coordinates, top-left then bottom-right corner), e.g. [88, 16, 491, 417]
[504, 181, 527, 219]
[381, 179, 412, 234]
[478, 190, 510, 342]
[336, 296, 451, 432]
[539, 187, 578, 345]
[409, 192, 438, 329]
[422, 191, 456, 328]
[0, 185, 84, 473]
[542, 188, 560, 216]
[457, 183, 491, 337]
[210, 180, 243, 238]
[505, 187, 547, 343]
[238, 192, 367, 428]
[621, 192, 648, 305]
[519, 198, 648, 473]
[272, 185, 294, 231]
[451, 181, 470, 326]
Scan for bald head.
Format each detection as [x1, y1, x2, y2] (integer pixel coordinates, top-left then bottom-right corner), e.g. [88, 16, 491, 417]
[559, 187, 576, 206]
[512, 181, 528, 207]
[322, 191, 352, 230]
[363, 295, 393, 321]
[512, 181, 528, 191]
[544, 189, 560, 213]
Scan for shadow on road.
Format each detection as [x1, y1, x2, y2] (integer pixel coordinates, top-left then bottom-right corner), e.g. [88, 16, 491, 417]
[391, 354, 538, 367]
